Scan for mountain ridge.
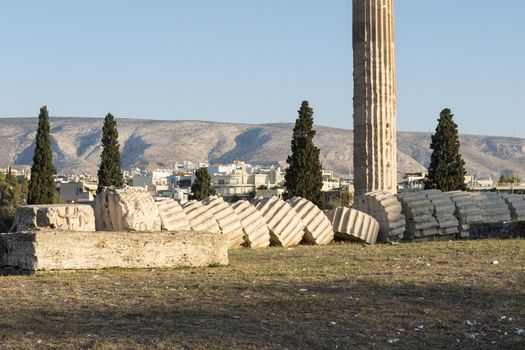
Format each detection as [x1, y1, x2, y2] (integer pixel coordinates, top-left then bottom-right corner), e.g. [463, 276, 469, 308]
[1, 117, 524, 179]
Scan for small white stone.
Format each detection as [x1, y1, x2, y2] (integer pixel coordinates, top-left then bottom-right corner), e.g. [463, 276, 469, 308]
[515, 328, 524, 335]
[387, 339, 400, 344]
[492, 260, 499, 265]
[299, 288, 307, 292]
[330, 321, 336, 326]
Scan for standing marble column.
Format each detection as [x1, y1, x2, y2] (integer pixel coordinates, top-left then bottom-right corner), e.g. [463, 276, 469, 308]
[353, 0, 397, 197]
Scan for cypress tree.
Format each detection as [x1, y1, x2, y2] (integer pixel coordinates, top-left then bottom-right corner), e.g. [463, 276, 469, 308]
[284, 100, 324, 207]
[424, 108, 467, 191]
[27, 106, 56, 204]
[191, 168, 216, 200]
[97, 113, 124, 192]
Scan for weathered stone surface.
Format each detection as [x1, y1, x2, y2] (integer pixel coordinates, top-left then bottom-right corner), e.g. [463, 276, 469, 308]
[0, 230, 228, 271]
[155, 198, 191, 231]
[326, 207, 379, 244]
[397, 191, 440, 241]
[94, 187, 161, 232]
[10, 205, 95, 233]
[353, 0, 397, 196]
[470, 192, 511, 223]
[252, 196, 305, 247]
[182, 200, 221, 234]
[423, 190, 459, 237]
[353, 191, 405, 242]
[500, 194, 525, 221]
[448, 191, 483, 238]
[231, 200, 271, 249]
[202, 196, 245, 248]
[287, 197, 334, 245]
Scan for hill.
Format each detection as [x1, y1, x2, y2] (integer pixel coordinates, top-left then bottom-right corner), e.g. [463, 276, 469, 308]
[1, 117, 524, 178]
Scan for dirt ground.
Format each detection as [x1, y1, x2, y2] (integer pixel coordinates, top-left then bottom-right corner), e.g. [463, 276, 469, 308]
[0, 239, 524, 349]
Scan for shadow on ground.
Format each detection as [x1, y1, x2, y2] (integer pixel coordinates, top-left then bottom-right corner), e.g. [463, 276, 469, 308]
[0, 277, 523, 349]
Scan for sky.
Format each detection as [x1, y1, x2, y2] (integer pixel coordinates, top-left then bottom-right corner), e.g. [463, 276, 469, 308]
[1, 0, 524, 138]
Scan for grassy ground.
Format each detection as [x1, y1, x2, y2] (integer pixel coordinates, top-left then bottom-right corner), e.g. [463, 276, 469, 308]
[0, 239, 524, 349]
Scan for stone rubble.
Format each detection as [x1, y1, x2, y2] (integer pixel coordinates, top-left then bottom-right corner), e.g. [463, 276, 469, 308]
[154, 198, 191, 231]
[202, 196, 245, 248]
[231, 200, 271, 249]
[182, 200, 222, 234]
[9, 204, 95, 233]
[325, 207, 379, 244]
[94, 187, 162, 232]
[252, 196, 305, 247]
[287, 197, 334, 245]
[353, 191, 405, 242]
[397, 191, 440, 241]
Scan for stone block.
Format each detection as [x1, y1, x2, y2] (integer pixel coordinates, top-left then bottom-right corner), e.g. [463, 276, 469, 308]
[501, 194, 525, 221]
[354, 191, 405, 242]
[0, 230, 228, 271]
[326, 207, 379, 244]
[470, 192, 511, 223]
[287, 197, 334, 245]
[202, 196, 245, 248]
[94, 187, 161, 232]
[252, 196, 305, 247]
[182, 200, 221, 234]
[10, 205, 95, 233]
[155, 198, 191, 231]
[231, 200, 271, 249]
[397, 191, 440, 241]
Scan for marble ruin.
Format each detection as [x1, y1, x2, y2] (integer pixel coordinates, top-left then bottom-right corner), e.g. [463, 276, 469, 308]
[354, 191, 405, 242]
[10, 204, 95, 232]
[155, 198, 192, 231]
[287, 197, 334, 245]
[182, 200, 222, 234]
[353, 0, 397, 197]
[1, 230, 228, 270]
[202, 196, 245, 248]
[253, 196, 306, 247]
[326, 207, 379, 244]
[231, 200, 271, 249]
[94, 187, 161, 231]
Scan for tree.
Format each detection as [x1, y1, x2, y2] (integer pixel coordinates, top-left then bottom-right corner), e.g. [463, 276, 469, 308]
[27, 106, 57, 204]
[0, 169, 28, 231]
[424, 108, 467, 191]
[191, 168, 216, 200]
[97, 113, 124, 192]
[284, 100, 324, 207]
[499, 174, 522, 184]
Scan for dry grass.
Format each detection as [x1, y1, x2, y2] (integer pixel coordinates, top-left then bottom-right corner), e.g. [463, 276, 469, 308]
[0, 239, 524, 349]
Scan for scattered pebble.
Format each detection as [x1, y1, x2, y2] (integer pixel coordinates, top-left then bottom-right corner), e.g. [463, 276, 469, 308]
[492, 260, 499, 265]
[330, 321, 337, 326]
[425, 263, 431, 267]
[515, 328, 524, 335]
[500, 316, 507, 320]
[232, 316, 240, 319]
[387, 339, 400, 344]
[286, 248, 295, 251]
[464, 320, 474, 326]
[464, 332, 478, 340]
[299, 288, 307, 292]
[415, 325, 424, 331]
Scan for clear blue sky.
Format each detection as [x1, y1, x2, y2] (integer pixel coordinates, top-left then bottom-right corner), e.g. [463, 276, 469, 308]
[1, 0, 524, 137]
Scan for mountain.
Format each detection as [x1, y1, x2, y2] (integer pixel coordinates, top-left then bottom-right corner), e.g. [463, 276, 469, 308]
[1, 117, 524, 179]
